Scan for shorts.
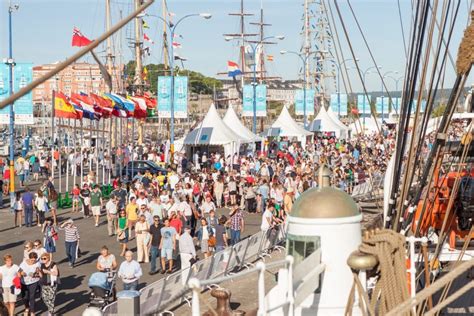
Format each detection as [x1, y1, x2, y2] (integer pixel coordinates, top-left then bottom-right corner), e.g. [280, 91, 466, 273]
[92, 206, 101, 216]
[73, 196, 80, 202]
[2, 287, 17, 303]
[230, 191, 237, 196]
[161, 248, 173, 260]
[128, 220, 137, 228]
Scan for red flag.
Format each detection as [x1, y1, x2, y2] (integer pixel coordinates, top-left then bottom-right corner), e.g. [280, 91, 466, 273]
[72, 27, 92, 47]
[172, 42, 181, 48]
[130, 97, 148, 119]
[143, 33, 154, 44]
[90, 93, 113, 118]
[351, 107, 359, 115]
[142, 92, 157, 109]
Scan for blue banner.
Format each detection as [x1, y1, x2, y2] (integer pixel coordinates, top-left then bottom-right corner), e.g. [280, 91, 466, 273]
[330, 93, 348, 116]
[174, 76, 188, 118]
[242, 84, 253, 117]
[157, 76, 188, 118]
[243, 84, 266, 117]
[295, 89, 315, 116]
[376, 96, 390, 116]
[0, 62, 34, 125]
[357, 95, 371, 115]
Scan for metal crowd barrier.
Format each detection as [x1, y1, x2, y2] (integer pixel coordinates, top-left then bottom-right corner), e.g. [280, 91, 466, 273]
[102, 224, 286, 315]
[351, 173, 385, 201]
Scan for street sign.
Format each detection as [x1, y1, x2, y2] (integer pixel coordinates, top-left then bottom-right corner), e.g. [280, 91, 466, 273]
[0, 62, 34, 125]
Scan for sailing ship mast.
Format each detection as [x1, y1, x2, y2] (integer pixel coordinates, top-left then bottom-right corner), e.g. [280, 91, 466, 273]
[223, 0, 257, 88]
[161, 0, 169, 74]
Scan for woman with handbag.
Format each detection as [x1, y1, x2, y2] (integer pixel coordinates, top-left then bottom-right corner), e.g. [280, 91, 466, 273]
[197, 218, 214, 258]
[38, 253, 59, 316]
[42, 219, 57, 260]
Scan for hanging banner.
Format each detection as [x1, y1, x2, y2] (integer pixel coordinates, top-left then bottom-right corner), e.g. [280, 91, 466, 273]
[242, 84, 266, 117]
[0, 62, 34, 125]
[157, 76, 172, 118]
[255, 84, 267, 117]
[330, 93, 348, 116]
[295, 89, 315, 116]
[357, 94, 371, 115]
[409, 99, 427, 114]
[174, 76, 188, 118]
[242, 84, 253, 117]
[376, 96, 390, 116]
[157, 76, 188, 118]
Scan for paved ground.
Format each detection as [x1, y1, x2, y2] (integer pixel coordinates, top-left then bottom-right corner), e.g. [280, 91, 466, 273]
[0, 202, 263, 315]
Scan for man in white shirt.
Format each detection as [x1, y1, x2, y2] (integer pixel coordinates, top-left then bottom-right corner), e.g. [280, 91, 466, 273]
[200, 195, 216, 215]
[136, 192, 149, 209]
[118, 251, 142, 291]
[0, 254, 20, 315]
[261, 204, 274, 232]
[179, 227, 196, 284]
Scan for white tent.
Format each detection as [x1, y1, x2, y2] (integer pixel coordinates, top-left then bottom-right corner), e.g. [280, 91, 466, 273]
[183, 104, 242, 156]
[223, 105, 262, 143]
[309, 106, 348, 138]
[327, 107, 349, 130]
[348, 116, 382, 135]
[268, 106, 312, 148]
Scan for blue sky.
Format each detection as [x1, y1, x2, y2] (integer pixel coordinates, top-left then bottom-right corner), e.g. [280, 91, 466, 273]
[0, 0, 471, 93]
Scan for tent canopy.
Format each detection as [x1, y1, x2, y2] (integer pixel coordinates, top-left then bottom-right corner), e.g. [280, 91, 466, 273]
[271, 106, 312, 137]
[327, 107, 349, 131]
[183, 104, 242, 156]
[348, 116, 381, 135]
[309, 106, 348, 138]
[223, 106, 262, 143]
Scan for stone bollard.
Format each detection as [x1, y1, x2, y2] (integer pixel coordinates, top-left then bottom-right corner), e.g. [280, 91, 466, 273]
[117, 290, 140, 315]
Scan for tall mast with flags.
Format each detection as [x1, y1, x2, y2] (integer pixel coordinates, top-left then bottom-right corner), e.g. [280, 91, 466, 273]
[223, 0, 257, 88]
[133, 0, 143, 94]
[162, 0, 170, 74]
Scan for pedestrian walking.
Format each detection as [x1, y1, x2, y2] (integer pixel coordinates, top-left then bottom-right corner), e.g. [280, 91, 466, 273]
[148, 216, 162, 275]
[118, 251, 142, 291]
[178, 227, 196, 274]
[18, 252, 40, 316]
[22, 187, 35, 228]
[135, 214, 150, 263]
[42, 219, 58, 260]
[59, 219, 80, 267]
[228, 204, 245, 245]
[34, 190, 49, 227]
[96, 246, 117, 271]
[79, 184, 91, 218]
[106, 197, 118, 236]
[160, 218, 177, 274]
[90, 185, 103, 227]
[13, 192, 23, 228]
[197, 218, 214, 258]
[117, 210, 129, 257]
[38, 253, 59, 316]
[0, 254, 20, 316]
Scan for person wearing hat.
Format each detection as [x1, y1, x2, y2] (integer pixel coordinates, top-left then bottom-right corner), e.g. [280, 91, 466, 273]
[283, 187, 294, 215]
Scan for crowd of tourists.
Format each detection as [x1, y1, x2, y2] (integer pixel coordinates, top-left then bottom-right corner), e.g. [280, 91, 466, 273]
[0, 130, 401, 315]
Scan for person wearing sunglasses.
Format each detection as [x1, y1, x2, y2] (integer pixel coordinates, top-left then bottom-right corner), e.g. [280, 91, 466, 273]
[18, 252, 40, 316]
[32, 240, 46, 259]
[23, 242, 34, 262]
[38, 253, 59, 316]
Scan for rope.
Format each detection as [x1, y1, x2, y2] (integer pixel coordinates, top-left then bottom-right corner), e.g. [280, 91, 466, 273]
[352, 229, 410, 315]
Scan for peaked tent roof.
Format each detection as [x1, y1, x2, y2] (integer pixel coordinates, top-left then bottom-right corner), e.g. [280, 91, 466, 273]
[309, 106, 347, 134]
[270, 106, 312, 137]
[183, 103, 242, 145]
[223, 106, 262, 143]
[326, 107, 349, 131]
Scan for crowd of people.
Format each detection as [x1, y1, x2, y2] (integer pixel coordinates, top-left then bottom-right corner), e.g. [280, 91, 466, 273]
[0, 130, 403, 315]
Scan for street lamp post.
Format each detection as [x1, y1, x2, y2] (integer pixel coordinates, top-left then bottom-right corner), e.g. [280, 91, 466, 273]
[385, 75, 404, 112]
[148, 13, 212, 163]
[225, 35, 284, 133]
[280, 50, 324, 128]
[360, 65, 382, 126]
[380, 71, 398, 120]
[6, 2, 19, 209]
[330, 58, 358, 117]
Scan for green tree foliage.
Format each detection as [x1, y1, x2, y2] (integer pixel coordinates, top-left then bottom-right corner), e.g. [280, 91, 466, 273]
[123, 61, 222, 95]
[431, 103, 446, 117]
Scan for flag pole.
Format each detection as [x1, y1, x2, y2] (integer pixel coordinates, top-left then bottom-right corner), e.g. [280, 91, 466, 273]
[65, 118, 70, 193]
[51, 90, 55, 181]
[95, 119, 99, 184]
[80, 119, 84, 184]
[58, 117, 62, 193]
[73, 118, 77, 189]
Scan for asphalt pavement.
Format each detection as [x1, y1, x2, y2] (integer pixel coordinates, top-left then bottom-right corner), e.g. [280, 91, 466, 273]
[0, 198, 263, 315]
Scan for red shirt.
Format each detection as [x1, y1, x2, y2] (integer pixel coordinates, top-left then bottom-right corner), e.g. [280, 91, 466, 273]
[170, 218, 182, 235]
[72, 187, 80, 197]
[3, 168, 10, 181]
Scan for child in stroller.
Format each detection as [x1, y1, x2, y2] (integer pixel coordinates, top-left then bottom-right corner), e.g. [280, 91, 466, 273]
[88, 269, 117, 308]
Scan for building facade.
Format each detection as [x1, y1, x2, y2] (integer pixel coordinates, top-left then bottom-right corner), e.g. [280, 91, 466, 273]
[32, 62, 122, 104]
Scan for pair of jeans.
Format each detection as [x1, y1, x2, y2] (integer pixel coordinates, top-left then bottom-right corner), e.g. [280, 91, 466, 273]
[150, 246, 160, 273]
[230, 229, 241, 245]
[22, 282, 39, 313]
[65, 241, 78, 265]
[123, 280, 138, 291]
[24, 205, 33, 226]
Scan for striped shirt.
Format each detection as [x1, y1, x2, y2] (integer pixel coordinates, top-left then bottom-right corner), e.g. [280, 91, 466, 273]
[62, 225, 80, 242]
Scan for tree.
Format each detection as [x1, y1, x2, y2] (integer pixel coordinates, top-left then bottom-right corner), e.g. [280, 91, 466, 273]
[123, 61, 222, 95]
[431, 103, 446, 117]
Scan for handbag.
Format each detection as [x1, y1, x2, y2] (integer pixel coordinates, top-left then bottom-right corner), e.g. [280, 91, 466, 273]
[208, 236, 216, 248]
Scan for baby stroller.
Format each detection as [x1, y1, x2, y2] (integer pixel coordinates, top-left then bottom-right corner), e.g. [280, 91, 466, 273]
[88, 270, 117, 309]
